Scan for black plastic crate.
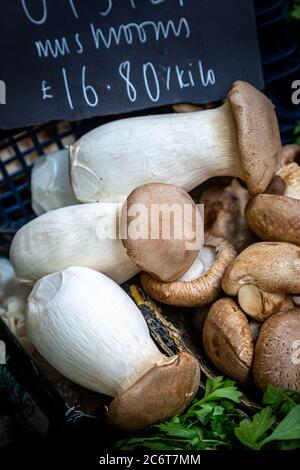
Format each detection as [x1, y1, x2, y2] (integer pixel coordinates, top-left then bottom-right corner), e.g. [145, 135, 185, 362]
[0, 0, 299, 442]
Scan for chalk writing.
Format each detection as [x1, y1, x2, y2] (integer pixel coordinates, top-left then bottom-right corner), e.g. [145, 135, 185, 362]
[36, 37, 70, 58]
[90, 18, 190, 50]
[0, 0, 264, 129]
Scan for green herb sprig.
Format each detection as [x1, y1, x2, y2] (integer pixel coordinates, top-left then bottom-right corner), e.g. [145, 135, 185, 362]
[115, 377, 300, 451]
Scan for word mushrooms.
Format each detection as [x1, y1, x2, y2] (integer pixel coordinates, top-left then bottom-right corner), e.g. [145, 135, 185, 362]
[246, 162, 300, 246]
[10, 202, 139, 285]
[222, 242, 300, 321]
[34, 81, 281, 209]
[26, 267, 200, 432]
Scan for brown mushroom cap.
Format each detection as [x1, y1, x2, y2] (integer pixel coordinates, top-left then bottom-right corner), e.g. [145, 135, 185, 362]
[238, 284, 285, 322]
[199, 178, 256, 253]
[253, 309, 300, 391]
[140, 234, 236, 307]
[222, 242, 300, 296]
[107, 352, 200, 432]
[228, 81, 281, 196]
[203, 298, 254, 386]
[121, 183, 203, 282]
[245, 194, 300, 246]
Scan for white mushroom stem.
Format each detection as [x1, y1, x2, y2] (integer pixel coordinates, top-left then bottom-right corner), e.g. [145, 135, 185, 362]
[277, 163, 300, 200]
[26, 267, 171, 397]
[238, 284, 285, 321]
[10, 203, 139, 285]
[31, 149, 78, 215]
[179, 247, 217, 282]
[70, 103, 242, 203]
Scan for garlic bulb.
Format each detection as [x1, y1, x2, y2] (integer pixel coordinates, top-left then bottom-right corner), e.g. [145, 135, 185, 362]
[10, 203, 139, 285]
[26, 267, 166, 397]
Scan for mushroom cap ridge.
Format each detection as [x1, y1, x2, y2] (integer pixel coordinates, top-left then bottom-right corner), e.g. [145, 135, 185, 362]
[141, 234, 236, 307]
[228, 81, 281, 196]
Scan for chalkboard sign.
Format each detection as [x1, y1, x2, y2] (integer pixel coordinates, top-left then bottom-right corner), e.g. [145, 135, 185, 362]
[0, 0, 264, 129]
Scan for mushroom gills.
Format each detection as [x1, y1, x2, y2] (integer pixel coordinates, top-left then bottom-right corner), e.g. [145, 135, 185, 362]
[179, 247, 217, 282]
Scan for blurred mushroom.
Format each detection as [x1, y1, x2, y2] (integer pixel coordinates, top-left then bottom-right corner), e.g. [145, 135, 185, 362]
[31, 149, 78, 215]
[140, 234, 236, 307]
[199, 178, 257, 252]
[222, 242, 300, 321]
[173, 102, 221, 113]
[253, 309, 300, 391]
[203, 298, 254, 386]
[121, 183, 203, 282]
[246, 163, 300, 246]
[249, 320, 261, 343]
[278, 144, 300, 170]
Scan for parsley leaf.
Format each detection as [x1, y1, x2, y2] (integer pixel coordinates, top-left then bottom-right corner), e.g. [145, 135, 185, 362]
[261, 405, 300, 448]
[234, 408, 275, 450]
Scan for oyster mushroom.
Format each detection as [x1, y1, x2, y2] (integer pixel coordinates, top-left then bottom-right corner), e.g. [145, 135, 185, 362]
[246, 162, 300, 246]
[68, 81, 280, 204]
[26, 267, 200, 431]
[222, 242, 300, 321]
[253, 309, 300, 391]
[121, 183, 203, 282]
[140, 234, 236, 307]
[199, 178, 256, 252]
[202, 298, 254, 385]
[10, 203, 139, 285]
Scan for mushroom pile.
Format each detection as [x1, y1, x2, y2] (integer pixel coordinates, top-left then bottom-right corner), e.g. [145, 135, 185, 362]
[4, 80, 299, 433]
[202, 161, 300, 391]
